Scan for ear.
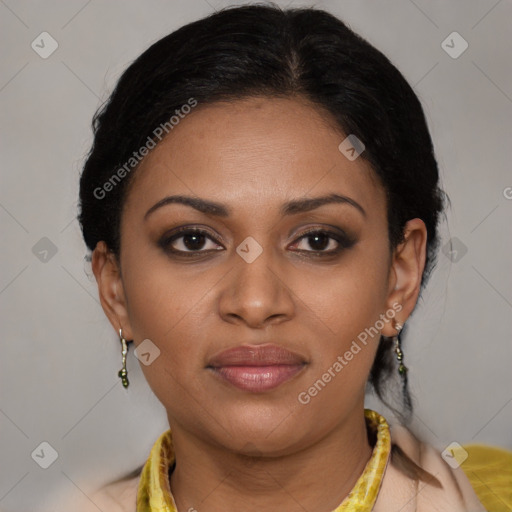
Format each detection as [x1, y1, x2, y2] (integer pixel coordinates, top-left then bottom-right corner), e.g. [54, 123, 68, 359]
[91, 241, 134, 341]
[381, 218, 427, 338]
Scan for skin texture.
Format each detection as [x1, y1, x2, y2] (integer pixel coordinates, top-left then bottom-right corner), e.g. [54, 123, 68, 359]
[92, 96, 427, 512]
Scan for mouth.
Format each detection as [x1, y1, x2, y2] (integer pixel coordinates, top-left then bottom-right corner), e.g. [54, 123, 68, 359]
[206, 344, 308, 392]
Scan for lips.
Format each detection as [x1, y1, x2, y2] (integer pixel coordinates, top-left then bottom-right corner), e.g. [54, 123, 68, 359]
[207, 344, 307, 392]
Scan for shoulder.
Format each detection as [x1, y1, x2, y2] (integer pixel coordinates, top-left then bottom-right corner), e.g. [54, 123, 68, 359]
[55, 475, 140, 512]
[92, 476, 140, 511]
[374, 424, 487, 512]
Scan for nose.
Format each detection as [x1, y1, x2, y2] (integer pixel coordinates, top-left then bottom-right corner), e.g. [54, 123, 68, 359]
[218, 242, 295, 329]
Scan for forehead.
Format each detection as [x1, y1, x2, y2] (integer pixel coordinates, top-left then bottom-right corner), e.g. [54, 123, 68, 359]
[123, 96, 385, 217]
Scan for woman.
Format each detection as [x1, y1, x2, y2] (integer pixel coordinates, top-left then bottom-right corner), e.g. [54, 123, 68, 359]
[66, 4, 497, 511]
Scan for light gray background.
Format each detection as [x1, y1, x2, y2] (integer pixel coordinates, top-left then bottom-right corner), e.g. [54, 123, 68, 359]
[1, 0, 511, 510]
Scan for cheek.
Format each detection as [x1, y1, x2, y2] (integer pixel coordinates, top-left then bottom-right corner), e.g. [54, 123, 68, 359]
[120, 253, 218, 393]
[121, 236, 208, 336]
[293, 240, 390, 395]
[294, 244, 390, 341]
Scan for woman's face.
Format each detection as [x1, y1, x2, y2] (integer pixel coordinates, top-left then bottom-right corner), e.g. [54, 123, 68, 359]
[94, 96, 424, 455]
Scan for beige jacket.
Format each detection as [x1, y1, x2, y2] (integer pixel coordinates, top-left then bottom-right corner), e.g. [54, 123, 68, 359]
[57, 424, 487, 512]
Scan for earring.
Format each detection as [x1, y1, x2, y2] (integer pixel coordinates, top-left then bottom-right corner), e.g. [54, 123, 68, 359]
[394, 322, 408, 377]
[118, 328, 130, 388]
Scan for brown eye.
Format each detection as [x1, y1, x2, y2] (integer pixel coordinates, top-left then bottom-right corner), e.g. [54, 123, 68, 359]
[299, 232, 333, 252]
[290, 229, 356, 255]
[159, 228, 223, 255]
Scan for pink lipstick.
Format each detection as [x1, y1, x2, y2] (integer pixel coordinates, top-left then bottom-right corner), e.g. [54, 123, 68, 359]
[207, 344, 307, 392]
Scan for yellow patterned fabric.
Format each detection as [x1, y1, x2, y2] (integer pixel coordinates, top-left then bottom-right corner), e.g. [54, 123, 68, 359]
[333, 409, 391, 511]
[136, 428, 177, 512]
[136, 409, 391, 512]
[460, 443, 512, 512]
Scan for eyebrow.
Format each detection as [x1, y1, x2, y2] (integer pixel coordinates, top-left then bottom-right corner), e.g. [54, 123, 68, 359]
[144, 193, 367, 220]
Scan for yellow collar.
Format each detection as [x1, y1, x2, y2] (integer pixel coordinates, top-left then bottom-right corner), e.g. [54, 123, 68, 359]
[136, 409, 391, 512]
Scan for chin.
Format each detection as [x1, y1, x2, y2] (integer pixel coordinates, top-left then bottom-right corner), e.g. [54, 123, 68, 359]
[214, 402, 310, 452]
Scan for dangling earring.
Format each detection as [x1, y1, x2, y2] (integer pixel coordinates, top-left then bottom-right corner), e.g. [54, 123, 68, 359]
[118, 328, 130, 388]
[394, 322, 408, 377]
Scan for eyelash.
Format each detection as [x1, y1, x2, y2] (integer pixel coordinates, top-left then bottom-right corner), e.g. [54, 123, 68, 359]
[158, 226, 356, 258]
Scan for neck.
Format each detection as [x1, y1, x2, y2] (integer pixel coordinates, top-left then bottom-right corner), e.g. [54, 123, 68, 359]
[168, 407, 373, 512]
